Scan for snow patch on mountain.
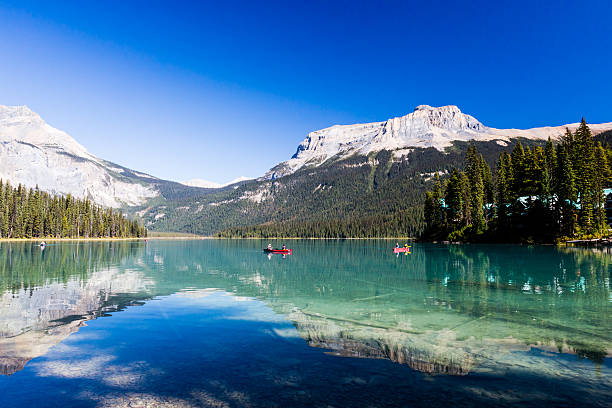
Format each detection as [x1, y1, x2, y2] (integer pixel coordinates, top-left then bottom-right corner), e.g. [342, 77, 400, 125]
[264, 105, 612, 179]
[182, 179, 223, 189]
[182, 176, 253, 189]
[0, 105, 159, 208]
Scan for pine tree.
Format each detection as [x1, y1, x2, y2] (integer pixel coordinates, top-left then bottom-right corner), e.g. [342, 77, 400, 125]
[554, 143, 577, 235]
[522, 146, 540, 198]
[510, 142, 526, 198]
[424, 173, 445, 235]
[479, 153, 494, 226]
[445, 169, 464, 228]
[543, 137, 556, 207]
[574, 119, 596, 233]
[495, 152, 511, 231]
[0, 181, 145, 239]
[594, 142, 611, 231]
[465, 146, 485, 232]
[459, 171, 472, 228]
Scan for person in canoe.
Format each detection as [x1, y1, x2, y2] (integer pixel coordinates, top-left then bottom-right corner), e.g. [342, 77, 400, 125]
[396, 243, 400, 248]
[267, 243, 272, 250]
[282, 245, 286, 250]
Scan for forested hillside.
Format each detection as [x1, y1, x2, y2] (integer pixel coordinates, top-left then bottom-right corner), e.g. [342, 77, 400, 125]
[133, 120, 612, 239]
[136, 139, 545, 238]
[424, 120, 612, 242]
[0, 180, 146, 239]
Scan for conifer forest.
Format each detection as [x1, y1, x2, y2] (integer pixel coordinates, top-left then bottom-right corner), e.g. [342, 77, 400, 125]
[0, 180, 147, 239]
[423, 120, 612, 242]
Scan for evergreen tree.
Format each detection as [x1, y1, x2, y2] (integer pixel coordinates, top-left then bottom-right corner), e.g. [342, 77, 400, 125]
[459, 171, 472, 228]
[0, 180, 146, 239]
[495, 153, 511, 230]
[422, 119, 610, 242]
[554, 143, 577, 235]
[424, 173, 445, 235]
[594, 142, 611, 230]
[543, 137, 556, 207]
[465, 146, 485, 233]
[574, 119, 596, 233]
[510, 141, 526, 198]
[445, 169, 464, 228]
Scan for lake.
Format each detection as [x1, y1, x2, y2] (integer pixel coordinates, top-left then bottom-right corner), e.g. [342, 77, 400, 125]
[0, 240, 610, 407]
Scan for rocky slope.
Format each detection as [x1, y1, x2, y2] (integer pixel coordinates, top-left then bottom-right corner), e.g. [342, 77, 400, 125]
[265, 105, 612, 179]
[0, 105, 208, 208]
[141, 110, 612, 235]
[4, 103, 612, 235]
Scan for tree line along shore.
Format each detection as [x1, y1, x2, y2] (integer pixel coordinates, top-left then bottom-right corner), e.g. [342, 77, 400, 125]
[1, 119, 608, 242]
[0, 181, 146, 239]
[423, 119, 612, 243]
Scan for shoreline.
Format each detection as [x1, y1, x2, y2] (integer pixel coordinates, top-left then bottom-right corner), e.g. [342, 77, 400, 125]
[214, 237, 416, 240]
[0, 236, 416, 242]
[0, 236, 211, 243]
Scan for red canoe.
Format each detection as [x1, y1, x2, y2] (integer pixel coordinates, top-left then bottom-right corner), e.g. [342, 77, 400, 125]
[393, 247, 411, 253]
[264, 248, 292, 254]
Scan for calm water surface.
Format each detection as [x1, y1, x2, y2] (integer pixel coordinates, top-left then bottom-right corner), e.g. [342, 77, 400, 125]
[0, 240, 610, 407]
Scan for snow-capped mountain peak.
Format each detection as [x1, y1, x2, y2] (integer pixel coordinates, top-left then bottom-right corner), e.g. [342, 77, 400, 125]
[0, 105, 94, 160]
[0, 105, 159, 207]
[265, 105, 612, 179]
[410, 104, 484, 131]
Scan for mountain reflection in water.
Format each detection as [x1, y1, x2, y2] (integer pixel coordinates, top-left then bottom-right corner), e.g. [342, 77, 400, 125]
[0, 240, 609, 393]
[0, 242, 153, 375]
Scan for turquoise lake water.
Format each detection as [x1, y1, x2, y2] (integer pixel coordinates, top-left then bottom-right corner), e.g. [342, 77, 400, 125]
[0, 239, 610, 407]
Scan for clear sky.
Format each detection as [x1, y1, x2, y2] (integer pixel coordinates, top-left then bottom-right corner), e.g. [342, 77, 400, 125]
[0, 1, 611, 184]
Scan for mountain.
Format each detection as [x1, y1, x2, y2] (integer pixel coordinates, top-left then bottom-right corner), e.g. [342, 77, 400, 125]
[182, 176, 253, 189]
[265, 105, 612, 179]
[0, 105, 210, 208]
[4, 103, 611, 236]
[138, 105, 612, 236]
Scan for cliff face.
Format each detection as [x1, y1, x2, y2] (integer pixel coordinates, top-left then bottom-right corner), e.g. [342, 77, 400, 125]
[264, 105, 612, 179]
[0, 105, 160, 208]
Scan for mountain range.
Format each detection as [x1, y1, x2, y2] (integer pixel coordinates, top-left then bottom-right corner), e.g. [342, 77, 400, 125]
[1, 104, 611, 236]
[0, 105, 221, 209]
[265, 105, 612, 179]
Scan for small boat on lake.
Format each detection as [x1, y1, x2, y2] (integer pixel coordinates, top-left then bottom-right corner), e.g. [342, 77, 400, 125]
[264, 248, 292, 254]
[393, 247, 411, 253]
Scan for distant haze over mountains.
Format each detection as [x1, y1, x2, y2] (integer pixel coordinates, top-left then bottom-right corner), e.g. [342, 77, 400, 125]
[1, 104, 612, 224]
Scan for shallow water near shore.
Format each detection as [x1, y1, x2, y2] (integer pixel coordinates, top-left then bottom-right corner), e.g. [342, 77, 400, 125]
[0, 240, 610, 407]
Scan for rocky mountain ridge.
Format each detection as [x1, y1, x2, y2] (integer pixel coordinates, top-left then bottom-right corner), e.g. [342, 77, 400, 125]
[0, 105, 214, 208]
[3, 103, 612, 236]
[265, 105, 612, 179]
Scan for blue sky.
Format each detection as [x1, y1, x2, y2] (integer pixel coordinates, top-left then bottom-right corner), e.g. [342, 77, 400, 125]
[0, 1, 611, 183]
